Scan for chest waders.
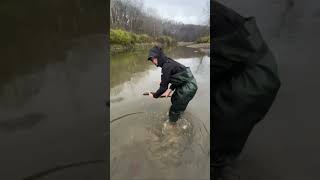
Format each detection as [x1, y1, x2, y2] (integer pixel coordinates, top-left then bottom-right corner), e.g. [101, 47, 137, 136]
[169, 67, 198, 122]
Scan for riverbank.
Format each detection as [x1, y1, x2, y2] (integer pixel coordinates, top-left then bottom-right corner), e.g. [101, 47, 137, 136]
[178, 42, 210, 54]
[111, 42, 210, 55]
[110, 28, 177, 54]
[186, 43, 210, 49]
[110, 43, 153, 54]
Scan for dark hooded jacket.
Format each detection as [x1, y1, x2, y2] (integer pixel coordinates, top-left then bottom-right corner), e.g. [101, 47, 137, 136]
[148, 47, 186, 98]
[212, 1, 281, 157]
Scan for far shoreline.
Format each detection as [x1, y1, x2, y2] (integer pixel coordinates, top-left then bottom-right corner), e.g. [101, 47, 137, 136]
[178, 42, 210, 55]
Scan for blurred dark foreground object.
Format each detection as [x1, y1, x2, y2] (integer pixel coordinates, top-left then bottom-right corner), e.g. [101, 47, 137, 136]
[212, 1, 281, 179]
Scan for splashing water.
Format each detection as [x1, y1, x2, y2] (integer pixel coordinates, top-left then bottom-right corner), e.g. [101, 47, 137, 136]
[110, 111, 209, 180]
[145, 115, 194, 167]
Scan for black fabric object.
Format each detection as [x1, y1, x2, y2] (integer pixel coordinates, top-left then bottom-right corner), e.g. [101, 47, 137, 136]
[212, 0, 281, 172]
[213, 1, 246, 38]
[168, 68, 198, 122]
[147, 46, 186, 98]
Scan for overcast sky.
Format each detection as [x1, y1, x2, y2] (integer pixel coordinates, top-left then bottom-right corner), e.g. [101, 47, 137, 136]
[143, 0, 209, 25]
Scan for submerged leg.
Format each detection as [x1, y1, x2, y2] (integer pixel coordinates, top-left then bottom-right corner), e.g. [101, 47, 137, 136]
[169, 89, 195, 123]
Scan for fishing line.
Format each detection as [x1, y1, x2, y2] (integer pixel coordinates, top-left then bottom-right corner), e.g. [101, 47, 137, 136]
[110, 112, 145, 124]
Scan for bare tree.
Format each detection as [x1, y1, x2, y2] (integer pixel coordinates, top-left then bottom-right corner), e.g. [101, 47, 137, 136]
[110, 0, 209, 41]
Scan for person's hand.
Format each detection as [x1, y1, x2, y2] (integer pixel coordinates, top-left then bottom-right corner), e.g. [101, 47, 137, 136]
[162, 89, 172, 97]
[148, 91, 154, 97]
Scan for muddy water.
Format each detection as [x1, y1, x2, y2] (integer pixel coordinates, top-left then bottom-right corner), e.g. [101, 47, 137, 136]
[0, 35, 108, 180]
[110, 46, 210, 180]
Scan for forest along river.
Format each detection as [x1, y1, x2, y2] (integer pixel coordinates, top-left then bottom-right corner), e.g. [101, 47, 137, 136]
[110, 46, 210, 180]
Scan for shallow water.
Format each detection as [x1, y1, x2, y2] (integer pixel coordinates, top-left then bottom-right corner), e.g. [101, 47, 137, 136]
[110, 46, 210, 180]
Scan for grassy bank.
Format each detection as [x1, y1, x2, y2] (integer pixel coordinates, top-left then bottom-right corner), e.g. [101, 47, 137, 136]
[110, 29, 177, 54]
[196, 35, 210, 43]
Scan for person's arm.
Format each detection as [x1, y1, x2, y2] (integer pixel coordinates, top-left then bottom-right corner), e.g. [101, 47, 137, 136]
[169, 84, 176, 91]
[153, 66, 171, 98]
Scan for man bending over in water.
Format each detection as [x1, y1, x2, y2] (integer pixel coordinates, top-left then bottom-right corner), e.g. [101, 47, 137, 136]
[147, 46, 198, 129]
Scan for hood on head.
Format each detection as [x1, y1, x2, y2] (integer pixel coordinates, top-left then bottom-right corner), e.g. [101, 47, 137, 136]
[147, 46, 167, 67]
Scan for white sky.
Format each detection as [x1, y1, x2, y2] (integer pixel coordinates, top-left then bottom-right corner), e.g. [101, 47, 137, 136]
[142, 0, 209, 25]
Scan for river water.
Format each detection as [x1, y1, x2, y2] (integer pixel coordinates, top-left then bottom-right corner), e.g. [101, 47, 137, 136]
[110, 46, 210, 180]
[0, 35, 109, 180]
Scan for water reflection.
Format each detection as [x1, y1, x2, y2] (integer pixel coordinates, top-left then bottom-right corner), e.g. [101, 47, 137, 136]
[0, 34, 108, 179]
[0, 72, 44, 109]
[110, 49, 151, 89]
[0, 113, 47, 133]
[0, 1, 109, 179]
